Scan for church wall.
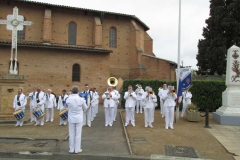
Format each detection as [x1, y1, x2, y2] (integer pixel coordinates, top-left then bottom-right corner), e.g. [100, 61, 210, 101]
[141, 55, 173, 80]
[0, 46, 110, 102]
[102, 14, 131, 79]
[144, 32, 154, 56]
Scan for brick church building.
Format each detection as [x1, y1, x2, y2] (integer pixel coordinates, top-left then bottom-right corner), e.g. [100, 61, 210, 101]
[0, 0, 176, 96]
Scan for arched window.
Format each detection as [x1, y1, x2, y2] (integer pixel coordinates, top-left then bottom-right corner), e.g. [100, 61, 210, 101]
[68, 21, 77, 45]
[17, 17, 25, 40]
[72, 63, 80, 82]
[109, 27, 117, 48]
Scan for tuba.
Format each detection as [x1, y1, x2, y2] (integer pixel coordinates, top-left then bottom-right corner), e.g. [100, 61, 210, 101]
[107, 77, 118, 87]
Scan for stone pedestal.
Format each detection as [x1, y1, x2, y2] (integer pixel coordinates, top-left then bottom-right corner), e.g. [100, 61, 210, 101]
[213, 45, 240, 126]
[0, 74, 25, 120]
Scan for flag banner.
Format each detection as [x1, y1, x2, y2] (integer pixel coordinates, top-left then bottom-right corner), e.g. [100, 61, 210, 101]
[176, 67, 192, 97]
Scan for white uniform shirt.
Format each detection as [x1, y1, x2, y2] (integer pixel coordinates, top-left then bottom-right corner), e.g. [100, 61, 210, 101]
[124, 91, 137, 108]
[135, 88, 144, 101]
[65, 94, 88, 123]
[34, 91, 46, 108]
[162, 92, 177, 107]
[58, 94, 68, 110]
[102, 91, 118, 108]
[91, 92, 99, 106]
[182, 91, 192, 104]
[159, 88, 169, 100]
[45, 94, 56, 108]
[28, 92, 36, 107]
[142, 93, 157, 109]
[13, 93, 27, 111]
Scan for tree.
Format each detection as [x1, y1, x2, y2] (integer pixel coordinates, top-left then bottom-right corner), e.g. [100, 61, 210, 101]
[196, 0, 240, 75]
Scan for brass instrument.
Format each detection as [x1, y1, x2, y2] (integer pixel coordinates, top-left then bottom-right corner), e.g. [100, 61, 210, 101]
[158, 87, 162, 91]
[105, 92, 111, 99]
[148, 91, 153, 96]
[107, 77, 118, 87]
[128, 90, 133, 97]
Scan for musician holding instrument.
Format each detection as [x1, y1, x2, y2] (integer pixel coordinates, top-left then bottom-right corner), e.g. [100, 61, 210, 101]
[181, 89, 192, 117]
[58, 89, 68, 125]
[102, 86, 118, 127]
[162, 86, 177, 129]
[45, 89, 57, 122]
[90, 87, 99, 121]
[65, 85, 88, 154]
[28, 87, 37, 122]
[135, 84, 144, 114]
[142, 87, 157, 128]
[113, 86, 120, 121]
[158, 84, 168, 118]
[79, 84, 93, 127]
[33, 86, 46, 126]
[124, 85, 137, 127]
[13, 88, 27, 127]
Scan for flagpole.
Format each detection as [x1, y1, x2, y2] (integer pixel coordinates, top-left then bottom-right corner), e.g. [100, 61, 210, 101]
[177, 0, 181, 92]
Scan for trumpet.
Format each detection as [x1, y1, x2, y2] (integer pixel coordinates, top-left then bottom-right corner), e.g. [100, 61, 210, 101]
[128, 90, 133, 97]
[148, 91, 153, 96]
[105, 92, 111, 99]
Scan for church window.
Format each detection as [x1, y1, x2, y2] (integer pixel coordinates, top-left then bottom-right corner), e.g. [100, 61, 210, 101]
[72, 63, 80, 82]
[68, 21, 77, 45]
[109, 27, 117, 48]
[17, 17, 25, 40]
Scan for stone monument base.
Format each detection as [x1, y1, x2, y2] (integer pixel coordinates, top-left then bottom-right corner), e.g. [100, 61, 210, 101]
[213, 112, 240, 126]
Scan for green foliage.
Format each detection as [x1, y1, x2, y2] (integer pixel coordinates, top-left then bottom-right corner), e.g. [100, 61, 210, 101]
[120, 80, 226, 112]
[196, 0, 240, 75]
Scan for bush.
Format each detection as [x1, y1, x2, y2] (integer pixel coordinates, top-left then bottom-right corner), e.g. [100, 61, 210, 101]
[120, 80, 226, 112]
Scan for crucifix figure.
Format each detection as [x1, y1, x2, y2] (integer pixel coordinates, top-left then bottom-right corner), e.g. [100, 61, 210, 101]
[0, 7, 32, 74]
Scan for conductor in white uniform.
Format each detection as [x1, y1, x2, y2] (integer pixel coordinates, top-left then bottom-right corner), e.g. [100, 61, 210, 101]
[124, 85, 137, 127]
[65, 85, 88, 154]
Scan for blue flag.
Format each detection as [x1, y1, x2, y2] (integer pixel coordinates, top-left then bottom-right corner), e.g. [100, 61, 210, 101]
[176, 67, 192, 97]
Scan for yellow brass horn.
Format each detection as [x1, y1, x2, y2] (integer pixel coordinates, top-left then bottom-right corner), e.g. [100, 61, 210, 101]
[107, 77, 118, 87]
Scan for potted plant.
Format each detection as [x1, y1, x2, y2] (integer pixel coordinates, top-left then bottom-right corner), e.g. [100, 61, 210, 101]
[186, 103, 200, 122]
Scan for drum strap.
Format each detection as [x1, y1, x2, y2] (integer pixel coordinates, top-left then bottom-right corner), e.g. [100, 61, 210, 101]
[36, 92, 40, 103]
[17, 94, 21, 106]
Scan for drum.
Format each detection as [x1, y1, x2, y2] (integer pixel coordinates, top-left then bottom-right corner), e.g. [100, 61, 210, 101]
[33, 108, 45, 120]
[13, 109, 25, 120]
[59, 109, 68, 120]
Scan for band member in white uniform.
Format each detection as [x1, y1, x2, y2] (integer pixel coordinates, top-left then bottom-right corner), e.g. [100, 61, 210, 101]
[33, 86, 46, 126]
[79, 84, 93, 127]
[181, 90, 192, 117]
[113, 87, 120, 121]
[158, 84, 168, 118]
[65, 85, 88, 154]
[135, 84, 144, 114]
[142, 88, 157, 128]
[124, 85, 137, 127]
[162, 86, 177, 129]
[28, 87, 37, 122]
[13, 88, 27, 127]
[45, 89, 56, 122]
[58, 89, 68, 125]
[102, 86, 118, 127]
[90, 88, 99, 120]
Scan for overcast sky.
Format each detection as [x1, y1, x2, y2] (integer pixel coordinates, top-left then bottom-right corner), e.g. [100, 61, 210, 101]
[33, 0, 210, 69]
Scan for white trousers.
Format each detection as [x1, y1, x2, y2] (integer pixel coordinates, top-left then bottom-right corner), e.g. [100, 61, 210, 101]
[136, 100, 143, 113]
[160, 100, 163, 114]
[30, 105, 36, 122]
[125, 107, 135, 125]
[113, 105, 117, 120]
[69, 122, 83, 153]
[144, 108, 153, 126]
[83, 107, 91, 126]
[51, 108, 54, 121]
[96, 104, 99, 114]
[181, 103, 188, 117]
[151, 107, 155, 122]
[59, 117, 67, 125]
[16, 109, 25, 126]
[104, 107, 114, 125]
[165, 106, 175, 127]
[35, 106, 44, 125]
[91, 105, 95, 121]
[45, 108, 53, 122]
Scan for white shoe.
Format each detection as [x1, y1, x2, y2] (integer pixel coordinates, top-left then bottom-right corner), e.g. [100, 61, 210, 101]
[88, 124, 91, 127]
[149, 124, 153, 128]
[145, 125, 148, 128]
[113, 119, 116, 121]
[165, 126, 168, 130]
[15, 124, 19, 127]
[45, 120, 49, 122]
[170, 126, 174, 129]
[109, 124, 112, 127]
[105, 124, 108, 127]
[125, 123, 128, 126]
[132, 124, 135, 127]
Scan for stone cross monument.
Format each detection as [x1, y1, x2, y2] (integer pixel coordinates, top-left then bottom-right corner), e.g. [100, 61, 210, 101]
[213, 45, 240, 126]
[0, 6, 32, 74]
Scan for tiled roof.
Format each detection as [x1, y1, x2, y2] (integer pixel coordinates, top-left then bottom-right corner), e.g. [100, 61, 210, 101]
[0, 39, 112, 53]
[15, 0, 150, 31]
[142, 53, 177, 65]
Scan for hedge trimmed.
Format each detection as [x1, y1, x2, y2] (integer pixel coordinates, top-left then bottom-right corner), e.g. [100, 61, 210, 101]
[120, 80, 226, 112]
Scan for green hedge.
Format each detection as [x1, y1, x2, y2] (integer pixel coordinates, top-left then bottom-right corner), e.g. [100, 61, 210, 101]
[120, 80, 226, 112]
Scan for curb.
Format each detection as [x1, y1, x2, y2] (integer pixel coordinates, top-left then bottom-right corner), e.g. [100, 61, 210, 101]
[120, 110, 133, 156]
